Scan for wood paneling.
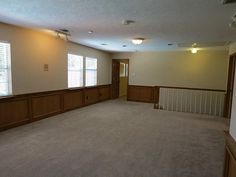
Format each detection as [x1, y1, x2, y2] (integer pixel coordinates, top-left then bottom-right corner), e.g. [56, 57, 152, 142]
[0, 84, 111, 131]
[63, 90, 84, 111]
[31, 93, 61, 120]
[127, 85, 225, 105]
[127, 85, 155, 103]
[99, 86, 111, 101]
[0, 97, 29, 130]
[224, 132, 236, 177]
[84, 87, 99, 105]
[158, 86, 225, 92]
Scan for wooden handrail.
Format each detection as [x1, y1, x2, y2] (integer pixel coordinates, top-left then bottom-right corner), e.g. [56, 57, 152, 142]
[157, 86, 226, 92]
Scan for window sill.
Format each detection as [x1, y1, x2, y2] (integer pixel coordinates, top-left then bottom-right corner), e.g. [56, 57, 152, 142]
[0, 94, 14, 99]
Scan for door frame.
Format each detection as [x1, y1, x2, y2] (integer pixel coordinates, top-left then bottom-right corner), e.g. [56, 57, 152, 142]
[111, 59, 129, 99]
[224, 53, 236, 118]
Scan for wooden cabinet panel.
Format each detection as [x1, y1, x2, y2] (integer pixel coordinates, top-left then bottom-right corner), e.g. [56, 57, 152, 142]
[0, 98, 29, 129]
[99, 86, 111, 101]
[63, 90, 83, 111]
[127, 85, 154, 103]
[32, 94, 61, 119]
[84, 88, 99, 105]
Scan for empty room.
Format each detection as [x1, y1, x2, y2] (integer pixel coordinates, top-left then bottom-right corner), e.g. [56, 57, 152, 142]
[1, 0, 236, 177]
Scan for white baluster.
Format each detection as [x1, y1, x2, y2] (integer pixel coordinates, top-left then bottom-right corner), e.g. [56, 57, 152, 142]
[209, 92, 212, 115]
[200, 91, 202, 114]
[166, 89, 169, 111]
[181, 89, 183, 112]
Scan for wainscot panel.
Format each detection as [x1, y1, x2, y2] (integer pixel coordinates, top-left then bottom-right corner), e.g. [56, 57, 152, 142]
[0, 84, 111, 131]
[0, 97, 29, 130]
[63, 89, 84, 111]
[99, 85, 111, 101]
[84, 87, 100, 105]
[31, 93, 62, 120]
[127, 85, 155, 103]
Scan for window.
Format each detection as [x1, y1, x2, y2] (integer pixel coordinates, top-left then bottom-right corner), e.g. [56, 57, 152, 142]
[0, 42, 12, 96]
[120, 62, 129, 77]
[68, 54, 83, 88]
[85, 57, 97, 86]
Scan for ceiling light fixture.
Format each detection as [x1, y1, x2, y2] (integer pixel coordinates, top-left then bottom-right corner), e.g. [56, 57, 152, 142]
[88, 30, 94, 34]
[191, 43, 198, 54]
[55, 29, 71, 41]
[132, 38, 144, 45]
[191, 47, 198, 54]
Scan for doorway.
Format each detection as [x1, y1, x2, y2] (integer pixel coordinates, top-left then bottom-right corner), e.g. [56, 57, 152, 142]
[112, 59, 129, 99]
[224, 54, 236, 118]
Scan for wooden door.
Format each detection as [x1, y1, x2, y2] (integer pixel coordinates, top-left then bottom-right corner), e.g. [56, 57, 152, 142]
[224, 55, 236, 118]
[112, 59, 120, 99]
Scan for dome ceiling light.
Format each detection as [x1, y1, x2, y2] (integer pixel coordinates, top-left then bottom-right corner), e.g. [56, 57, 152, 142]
[191, 43, 198, 54]
[132, 38, 144, 45]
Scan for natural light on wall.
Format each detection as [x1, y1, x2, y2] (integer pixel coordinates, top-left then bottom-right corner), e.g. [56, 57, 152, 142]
[86, 57, 97, 86]
[0, 42, 12, 96]
[68, 54, 83, 88]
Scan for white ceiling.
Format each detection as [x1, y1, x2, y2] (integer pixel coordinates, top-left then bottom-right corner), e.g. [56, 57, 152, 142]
[0, 0, 236, 52]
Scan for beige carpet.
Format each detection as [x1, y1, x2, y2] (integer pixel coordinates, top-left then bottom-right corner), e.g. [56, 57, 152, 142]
[0, 99, 229, 177]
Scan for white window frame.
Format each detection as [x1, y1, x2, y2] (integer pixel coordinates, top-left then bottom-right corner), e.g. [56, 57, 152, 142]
[85, 57, 97, 87]
[0, 41, 12, 96]
[67, 53, 84, 88]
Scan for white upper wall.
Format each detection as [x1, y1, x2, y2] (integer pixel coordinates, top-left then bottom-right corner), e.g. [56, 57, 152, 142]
[0, 23, 112, 95]
[112, 50, 229, 90]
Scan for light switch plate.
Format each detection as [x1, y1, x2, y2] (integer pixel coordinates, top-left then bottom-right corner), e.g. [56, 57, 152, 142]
[44, 64, 49, 71]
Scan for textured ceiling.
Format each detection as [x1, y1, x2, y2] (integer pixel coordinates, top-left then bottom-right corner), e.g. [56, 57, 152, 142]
[0, 0, 236, 52]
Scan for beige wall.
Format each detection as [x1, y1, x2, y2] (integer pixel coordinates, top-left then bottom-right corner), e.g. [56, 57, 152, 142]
[0, 23, 111, 95]
[229, 42, 236, 55]
[112, 50, 229, 90]
[229, 42, 236, 140]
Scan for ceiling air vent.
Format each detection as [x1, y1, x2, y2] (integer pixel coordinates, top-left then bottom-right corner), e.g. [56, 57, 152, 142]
[221, 0, 236, 4]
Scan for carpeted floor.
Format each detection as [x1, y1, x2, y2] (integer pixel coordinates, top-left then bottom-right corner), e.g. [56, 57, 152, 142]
[0, 99, 229, 177]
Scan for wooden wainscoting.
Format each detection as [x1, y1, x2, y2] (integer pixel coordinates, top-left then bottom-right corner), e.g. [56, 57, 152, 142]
[99, 85, 111, 101]
[31, 92, 62, 120]
[224, 132, 236, 177]
[0, 96, 29, 131]
[84, 87, 100, 105]
[0, 84, 111, 131]
[63, 89, 84, 111]
[127, 85, 155, 103]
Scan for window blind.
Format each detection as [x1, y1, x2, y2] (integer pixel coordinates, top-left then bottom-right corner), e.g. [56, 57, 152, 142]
[0, 42, 11, 96]
[68, 54, 84, 88]
[85, 57, 97, 86]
